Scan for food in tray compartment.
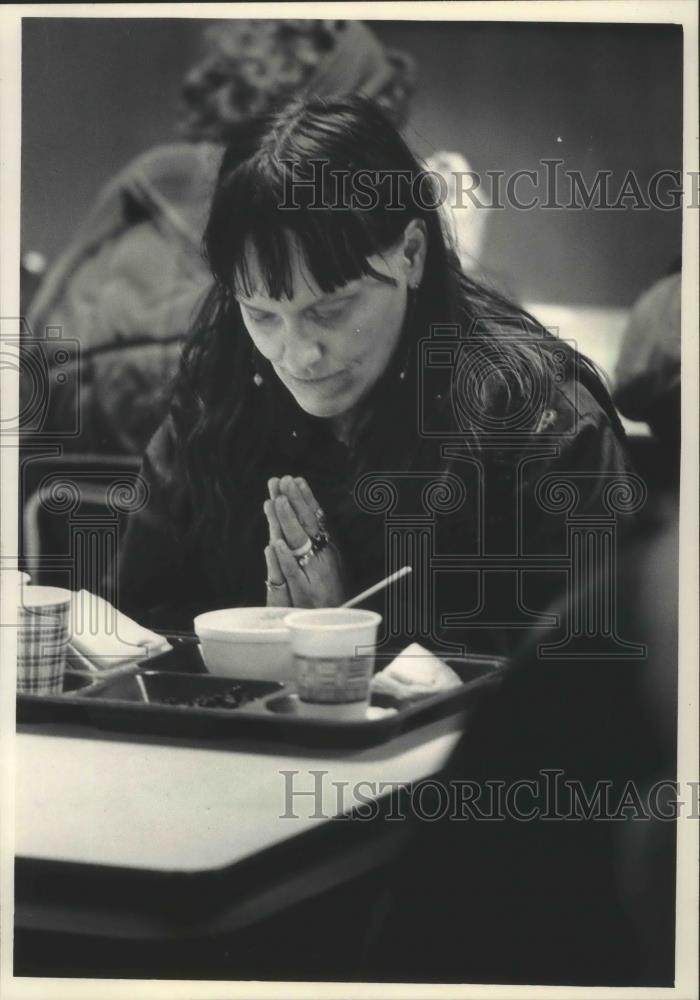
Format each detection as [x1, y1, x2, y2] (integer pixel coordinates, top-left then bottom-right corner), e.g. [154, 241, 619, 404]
[371, 643, 462, 703]
[158, 683, 256, 710]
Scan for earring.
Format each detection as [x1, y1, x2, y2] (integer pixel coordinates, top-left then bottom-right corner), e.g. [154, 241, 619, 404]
[251, 348, 265, 387]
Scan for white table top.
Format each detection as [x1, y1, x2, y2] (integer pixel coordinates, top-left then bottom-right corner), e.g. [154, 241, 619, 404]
[15, 715, 465, 874]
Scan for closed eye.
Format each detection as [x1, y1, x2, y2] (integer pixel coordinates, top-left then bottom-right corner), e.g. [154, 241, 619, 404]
[309, 299, 352, 323]
[242, 305, 276, 324]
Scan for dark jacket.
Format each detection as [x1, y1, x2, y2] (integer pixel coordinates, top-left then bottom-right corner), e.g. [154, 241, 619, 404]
[116, 368, 634, 657]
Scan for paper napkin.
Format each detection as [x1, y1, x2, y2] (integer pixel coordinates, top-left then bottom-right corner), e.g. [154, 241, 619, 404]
[370, 642, 462, 701]
[69, 590, 171, 670]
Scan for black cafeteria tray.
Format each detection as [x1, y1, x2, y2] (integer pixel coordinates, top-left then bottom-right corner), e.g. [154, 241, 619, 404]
[17, 642, 509, 748]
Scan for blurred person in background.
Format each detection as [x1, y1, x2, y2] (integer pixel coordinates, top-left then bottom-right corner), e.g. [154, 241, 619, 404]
[613, 259, 681, 490]
[425, 150, 489, 276]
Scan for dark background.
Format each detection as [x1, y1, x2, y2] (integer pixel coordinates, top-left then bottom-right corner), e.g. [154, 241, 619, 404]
[21, 18, 683, 306]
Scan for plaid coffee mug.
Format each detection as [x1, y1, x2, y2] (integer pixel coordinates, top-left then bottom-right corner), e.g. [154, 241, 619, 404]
[17, 586, 72, 694]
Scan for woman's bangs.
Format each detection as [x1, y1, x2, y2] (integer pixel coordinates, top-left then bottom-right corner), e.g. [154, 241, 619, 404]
[213, 162, 400, 300]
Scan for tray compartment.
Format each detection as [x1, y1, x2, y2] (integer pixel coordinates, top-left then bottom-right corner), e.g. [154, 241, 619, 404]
[77, 670, 285, 739]
[82, 670, 283, 708]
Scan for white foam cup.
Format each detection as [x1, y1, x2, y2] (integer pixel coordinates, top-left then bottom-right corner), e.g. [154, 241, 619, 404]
[283, 608, 382, 720]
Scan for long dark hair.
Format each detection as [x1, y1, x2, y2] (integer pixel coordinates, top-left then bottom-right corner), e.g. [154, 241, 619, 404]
[170, 97, 622, 557]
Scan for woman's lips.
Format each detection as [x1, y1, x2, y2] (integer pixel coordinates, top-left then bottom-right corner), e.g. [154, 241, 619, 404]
[283, 369, 346, 386]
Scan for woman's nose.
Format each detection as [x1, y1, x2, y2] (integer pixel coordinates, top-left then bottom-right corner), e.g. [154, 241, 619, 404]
[281, 320, 323, 373]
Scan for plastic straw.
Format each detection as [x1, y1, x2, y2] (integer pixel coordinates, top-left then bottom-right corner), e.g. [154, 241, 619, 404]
[135, 674, 150, 703]
[341, 566, 412, 609]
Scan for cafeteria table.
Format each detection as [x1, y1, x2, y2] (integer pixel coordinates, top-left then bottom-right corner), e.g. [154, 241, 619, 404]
[14, 708, 468, 979]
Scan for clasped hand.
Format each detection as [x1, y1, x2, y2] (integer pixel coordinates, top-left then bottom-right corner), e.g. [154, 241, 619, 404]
[264, 476, 346, 608]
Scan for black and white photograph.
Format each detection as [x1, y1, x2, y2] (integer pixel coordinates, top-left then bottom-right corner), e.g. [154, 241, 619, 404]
[1, 2, 698, 995]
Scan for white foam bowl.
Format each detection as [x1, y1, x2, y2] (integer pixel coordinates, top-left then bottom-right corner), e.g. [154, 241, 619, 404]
[193, 606, 294, 682]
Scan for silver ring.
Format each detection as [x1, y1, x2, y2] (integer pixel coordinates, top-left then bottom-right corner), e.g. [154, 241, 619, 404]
[314, 507, 327, 529]
[297, 549, 316, 570]
[311, 530, 330, 554]
[265, 579, 287, 591]
[291, 537, 313, 559]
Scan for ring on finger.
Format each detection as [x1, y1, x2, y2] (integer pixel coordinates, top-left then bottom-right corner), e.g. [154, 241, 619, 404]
[291, 537, 313, 559]
[310, 530, 330, 554]
[265, 578, 287, 592]
[297, 549, 317, 570]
